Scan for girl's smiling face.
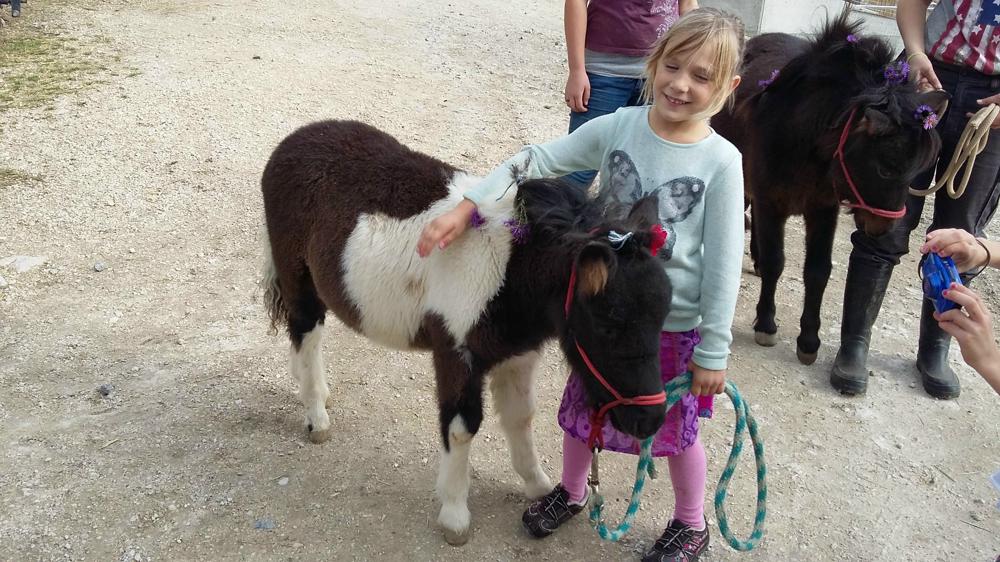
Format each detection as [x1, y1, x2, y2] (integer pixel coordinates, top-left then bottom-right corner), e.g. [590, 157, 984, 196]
[649, 47, 719, 132]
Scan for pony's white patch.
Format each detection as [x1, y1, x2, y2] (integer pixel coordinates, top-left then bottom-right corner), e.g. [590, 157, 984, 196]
[436, 416, 473, 537]
[290, 326, 330, 437]
[341, 171, 515, 348]
[488, 352, 551, 498]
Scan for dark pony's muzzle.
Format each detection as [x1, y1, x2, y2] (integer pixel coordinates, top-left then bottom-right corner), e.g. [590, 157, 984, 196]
[852, 209, 896, 236]
[607, 402, 667, 441]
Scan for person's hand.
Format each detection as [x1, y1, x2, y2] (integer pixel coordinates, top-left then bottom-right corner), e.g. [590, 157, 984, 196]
[934, 283, 1000, 375]
[416, 199, 477, 257]
[967, 92, 1000, 128]
[907, 52, 942, 92]
[564, 69, 590, 113]
[688, 362, 725, 396]
[921, 228, 989, 272]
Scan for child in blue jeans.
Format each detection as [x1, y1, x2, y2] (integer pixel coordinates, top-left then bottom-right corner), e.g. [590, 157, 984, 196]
[562, 0, 698, 187]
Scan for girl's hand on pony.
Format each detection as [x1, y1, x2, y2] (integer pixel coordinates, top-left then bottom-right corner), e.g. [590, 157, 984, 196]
[688, 362, 725, 396]
[934, 283, 1000, 376]
[921, 228, 988, 272]
[907, 52, 942, 92]
[416, 199, 477, 257]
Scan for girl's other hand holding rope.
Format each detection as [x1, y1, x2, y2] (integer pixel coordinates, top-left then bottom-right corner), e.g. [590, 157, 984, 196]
[689, 362, 725, 396]
[971, 92, 1000, 128]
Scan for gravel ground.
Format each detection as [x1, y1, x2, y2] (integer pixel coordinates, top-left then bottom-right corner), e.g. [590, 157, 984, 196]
[0, 1, 998, 560]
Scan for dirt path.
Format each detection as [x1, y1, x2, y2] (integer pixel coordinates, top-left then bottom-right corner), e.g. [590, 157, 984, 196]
[1, 1, 998, 560]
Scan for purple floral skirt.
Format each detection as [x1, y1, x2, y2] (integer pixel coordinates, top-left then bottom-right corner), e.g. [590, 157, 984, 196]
[557, 330, 712, 457]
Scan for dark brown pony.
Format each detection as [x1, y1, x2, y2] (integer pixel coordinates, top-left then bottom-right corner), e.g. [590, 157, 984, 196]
[713, 9, 946, 364]
[260, 120, 672, 545]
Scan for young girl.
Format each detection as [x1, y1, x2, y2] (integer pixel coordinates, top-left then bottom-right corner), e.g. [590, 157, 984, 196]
[417, 9, 745, 561]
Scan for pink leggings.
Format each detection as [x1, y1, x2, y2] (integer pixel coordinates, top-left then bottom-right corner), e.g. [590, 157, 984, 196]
[561, 433, 707, 528]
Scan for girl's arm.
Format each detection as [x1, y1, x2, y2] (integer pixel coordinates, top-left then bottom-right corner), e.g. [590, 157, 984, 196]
[417, 113, 616, 256]
[564, 0, 590, 113]
[896, 0, 941, 90]
[678, 0, 698, 15]
[691, 154, 745, 375]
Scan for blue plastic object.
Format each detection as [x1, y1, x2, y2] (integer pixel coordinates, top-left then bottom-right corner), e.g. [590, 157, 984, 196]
[922, 253, 962, 313]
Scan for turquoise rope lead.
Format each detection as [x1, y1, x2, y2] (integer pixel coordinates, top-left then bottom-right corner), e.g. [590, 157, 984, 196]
[588, 372, 767, 550]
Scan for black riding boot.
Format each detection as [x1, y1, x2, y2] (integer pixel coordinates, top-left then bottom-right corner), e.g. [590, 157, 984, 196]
[917, 298, 961, 399]
[830, 255, 894, 395]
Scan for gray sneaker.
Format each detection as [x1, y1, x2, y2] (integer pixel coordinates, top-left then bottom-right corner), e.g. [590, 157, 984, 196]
[521, 484, 587, 538]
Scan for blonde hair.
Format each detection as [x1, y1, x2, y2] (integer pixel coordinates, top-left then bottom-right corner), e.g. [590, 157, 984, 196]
[641, 8, 745, 120]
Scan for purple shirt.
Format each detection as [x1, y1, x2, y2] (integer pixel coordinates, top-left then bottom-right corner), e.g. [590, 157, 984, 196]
[585, 0, 680, 57]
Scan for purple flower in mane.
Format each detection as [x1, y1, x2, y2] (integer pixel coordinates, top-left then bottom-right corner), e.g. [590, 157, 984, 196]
[503, 218, 530, 244]
[470, 208, 488, 229]
[883, 60, 910, 85]
[757, 68, 780, 89]
[846, 34, 859, 44]
[914, 104, 939, 130]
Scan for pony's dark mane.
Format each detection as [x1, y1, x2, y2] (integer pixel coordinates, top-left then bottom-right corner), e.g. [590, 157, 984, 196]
[516, 178, 656, 252]
[746, 6, 934, 164]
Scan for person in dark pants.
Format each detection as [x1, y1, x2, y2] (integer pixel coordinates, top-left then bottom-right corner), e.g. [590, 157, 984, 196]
[831, 0, 1000, 399]
[0, 0, 22, 18]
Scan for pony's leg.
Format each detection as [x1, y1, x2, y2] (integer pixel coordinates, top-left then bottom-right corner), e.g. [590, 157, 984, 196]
[488, 351, 552, 499]
[433, 347, 484, 546]
[285, 275, 331, 444]
[752, 202, 787, 346]
[748, 199, 760, 276]
[796, 205, 839, 365]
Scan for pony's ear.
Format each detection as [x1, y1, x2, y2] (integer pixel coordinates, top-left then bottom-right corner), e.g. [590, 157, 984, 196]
[626, 195, 660, 230]
[860, 107, 895, 136]
[575, 242, 616, 298]
[917, 89, 951, 118]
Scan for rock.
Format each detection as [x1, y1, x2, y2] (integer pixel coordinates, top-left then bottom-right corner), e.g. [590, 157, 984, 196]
[254, 518, 276, 530]
[97, 383, 114, 397]
[94, 261, 108, 272]
[0, 275, 7, 289]
[0, 255, 47, 273]
[277, 476, 289, 486]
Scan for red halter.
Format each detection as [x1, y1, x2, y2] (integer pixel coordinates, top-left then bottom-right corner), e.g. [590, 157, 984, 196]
[833, 107, 907, 219]
[564, 262, 667, 451]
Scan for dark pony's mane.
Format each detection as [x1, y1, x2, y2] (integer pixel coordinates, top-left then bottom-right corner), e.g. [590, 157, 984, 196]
[516, 178, 657, 253]
[746, 7, 938, 168]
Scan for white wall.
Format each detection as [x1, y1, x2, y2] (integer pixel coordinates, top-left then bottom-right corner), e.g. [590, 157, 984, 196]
[757, 0, 904, 51]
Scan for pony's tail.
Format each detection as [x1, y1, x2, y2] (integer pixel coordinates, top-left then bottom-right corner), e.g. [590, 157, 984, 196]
[261, 232, 288, 336]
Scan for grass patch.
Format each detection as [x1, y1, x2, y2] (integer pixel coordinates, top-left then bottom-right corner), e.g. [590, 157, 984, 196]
[0, 168, 43, 190]
[0, 24, 112, 111]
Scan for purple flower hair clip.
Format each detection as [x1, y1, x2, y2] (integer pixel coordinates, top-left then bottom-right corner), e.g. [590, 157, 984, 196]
[470, 208, 488, 229]
[846, 33, 859, 44]
[883, 60, 910, 85]
[914, 104, 940, 130]
[758, 68, 780, 89]
[503, 218, 530, 244]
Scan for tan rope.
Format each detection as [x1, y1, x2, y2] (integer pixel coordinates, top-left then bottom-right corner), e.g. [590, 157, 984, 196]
[911, 103, 999, 199]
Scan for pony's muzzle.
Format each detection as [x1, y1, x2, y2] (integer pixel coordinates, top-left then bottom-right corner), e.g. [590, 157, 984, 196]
[853, 210, 896, 236]
[609, 403, 667, 441]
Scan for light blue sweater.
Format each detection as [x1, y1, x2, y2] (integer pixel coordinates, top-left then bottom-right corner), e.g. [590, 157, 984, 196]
[465, 106, 744, 370]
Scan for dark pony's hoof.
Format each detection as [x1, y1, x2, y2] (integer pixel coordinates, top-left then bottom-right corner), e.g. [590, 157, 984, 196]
[796, 348, 818, 365]
[754, 331, 778, 347]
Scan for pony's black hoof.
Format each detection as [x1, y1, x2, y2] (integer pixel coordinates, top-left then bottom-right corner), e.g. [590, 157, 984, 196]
[796, 348, 818, 365]
[754, 331, 778, 347]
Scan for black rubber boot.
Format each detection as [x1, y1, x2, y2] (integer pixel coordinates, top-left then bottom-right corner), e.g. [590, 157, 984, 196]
[830, 255, 894, 395]
[917, 298, 961, 399]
